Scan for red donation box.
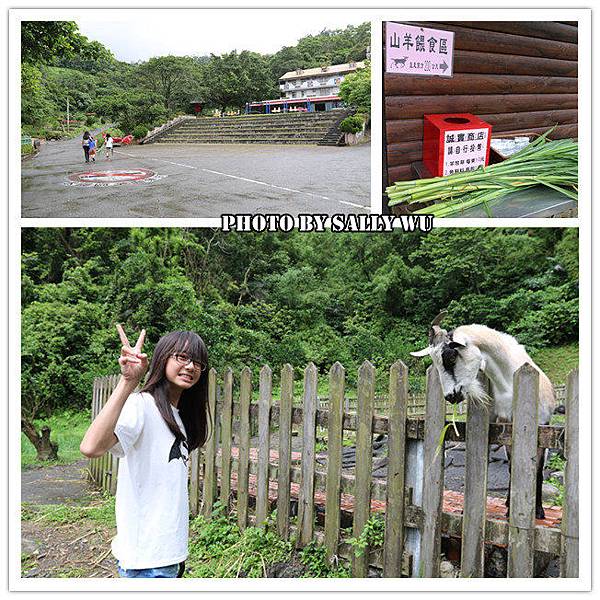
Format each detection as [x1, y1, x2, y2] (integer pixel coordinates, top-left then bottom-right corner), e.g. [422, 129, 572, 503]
[422, 113, 492, 177]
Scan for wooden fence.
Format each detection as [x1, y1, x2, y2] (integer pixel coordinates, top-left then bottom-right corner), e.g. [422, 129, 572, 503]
[89, 362, 578, 578]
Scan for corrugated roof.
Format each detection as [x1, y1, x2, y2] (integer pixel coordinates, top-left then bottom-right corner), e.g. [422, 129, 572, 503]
[279, 61, 365, 81]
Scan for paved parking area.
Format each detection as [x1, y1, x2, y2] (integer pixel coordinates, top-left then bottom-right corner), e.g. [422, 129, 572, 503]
[21, 136, 371, 218]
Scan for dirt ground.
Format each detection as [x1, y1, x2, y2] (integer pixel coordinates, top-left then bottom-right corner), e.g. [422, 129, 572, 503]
[21, 461, 117, 578]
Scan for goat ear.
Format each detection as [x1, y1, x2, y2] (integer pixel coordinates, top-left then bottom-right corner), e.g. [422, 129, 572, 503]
[410, 347, 432, 357]
[448, 341, 466, 350]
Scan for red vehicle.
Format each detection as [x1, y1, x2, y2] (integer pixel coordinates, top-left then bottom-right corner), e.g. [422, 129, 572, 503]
[112, 134, 134, 146]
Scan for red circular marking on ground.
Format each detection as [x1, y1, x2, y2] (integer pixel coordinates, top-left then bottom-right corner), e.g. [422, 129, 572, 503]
[68, 169, 157, 184]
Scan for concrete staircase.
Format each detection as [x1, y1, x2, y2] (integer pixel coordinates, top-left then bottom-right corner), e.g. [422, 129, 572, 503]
[147, 110, 352, 146]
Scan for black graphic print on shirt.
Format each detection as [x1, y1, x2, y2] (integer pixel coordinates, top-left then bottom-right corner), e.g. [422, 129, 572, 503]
[168, 438, 189, 465]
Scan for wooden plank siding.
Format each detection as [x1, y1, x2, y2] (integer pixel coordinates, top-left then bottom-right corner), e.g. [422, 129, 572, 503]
[383, 21, 578, 189]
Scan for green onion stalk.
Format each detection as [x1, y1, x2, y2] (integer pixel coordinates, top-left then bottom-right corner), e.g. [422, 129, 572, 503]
[386, 128, 578, 217]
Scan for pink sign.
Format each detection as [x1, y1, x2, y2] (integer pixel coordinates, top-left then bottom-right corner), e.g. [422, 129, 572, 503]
[386, 23, 454, 77]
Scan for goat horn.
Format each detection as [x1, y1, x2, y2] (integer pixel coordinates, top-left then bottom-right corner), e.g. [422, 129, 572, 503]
[431, 310, 448, 328]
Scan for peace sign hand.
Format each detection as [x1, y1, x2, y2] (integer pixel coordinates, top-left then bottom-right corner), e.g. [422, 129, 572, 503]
[116, 324, 149, 384]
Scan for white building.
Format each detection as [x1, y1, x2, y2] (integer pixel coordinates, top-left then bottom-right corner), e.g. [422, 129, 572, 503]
[278, 62, 366, 100]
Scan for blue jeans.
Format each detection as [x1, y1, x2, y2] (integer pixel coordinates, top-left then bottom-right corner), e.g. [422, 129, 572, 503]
[117, 562, 183, 578]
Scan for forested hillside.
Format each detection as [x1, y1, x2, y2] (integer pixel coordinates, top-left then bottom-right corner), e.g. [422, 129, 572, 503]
[22, 228, 578, 420]
[21, 21, 370, 138]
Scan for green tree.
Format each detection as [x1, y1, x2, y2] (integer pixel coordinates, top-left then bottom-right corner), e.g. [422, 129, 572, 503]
[200, 51, 277, 111]
[136, 55, 202, 113]
[21, 21, 85, 64]
[339, 62, 371, 113]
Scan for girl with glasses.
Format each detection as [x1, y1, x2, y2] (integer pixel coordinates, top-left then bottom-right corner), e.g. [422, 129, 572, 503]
[80, 327, 211, 578]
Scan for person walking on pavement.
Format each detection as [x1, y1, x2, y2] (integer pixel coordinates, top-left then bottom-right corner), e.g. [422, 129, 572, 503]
[105, 133, 114, 160]
[88, 135, 97, 162]
[82, 131, 91, 163]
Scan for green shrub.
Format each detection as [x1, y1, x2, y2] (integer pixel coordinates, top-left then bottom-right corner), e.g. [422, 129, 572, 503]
[339, 115, 364, 134]
[132, 124, 149, 139]
[85, 116, 96, 127]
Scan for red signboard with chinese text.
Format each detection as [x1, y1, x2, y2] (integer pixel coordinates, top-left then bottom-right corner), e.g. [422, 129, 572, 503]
[422, 114, 492, 177]
[386, 23, 454, 77]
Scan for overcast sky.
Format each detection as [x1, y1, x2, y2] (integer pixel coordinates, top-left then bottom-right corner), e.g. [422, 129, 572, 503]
[76, 10, 369, 63]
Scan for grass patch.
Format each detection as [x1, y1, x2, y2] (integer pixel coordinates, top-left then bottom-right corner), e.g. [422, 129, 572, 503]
[21, 409, 90, 468]
[22, 494, 115, 528]
[530, 343, 579, 386]
[187, 503, 293, 578]
[21, 552, 37, 576]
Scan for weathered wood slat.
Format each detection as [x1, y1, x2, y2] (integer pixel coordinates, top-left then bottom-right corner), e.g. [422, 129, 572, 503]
[189, 447, 200, 516]
[90, 380, 98, 482]
[460, 380, 491, 578]
[508, 364, 539, 578]
[352, 361, 375, 577]
[386, 109, 579, 144]
[277, 365, 294, 540]
[396, 22, 578, 60]
[109, 376, 119, 495]
[385, 73, 577, 97]
[237, 367, 252, 531]
[255, 365, 272, 527]
[384, 94, 578, 121]
[219, 368, 234, 509]
[453, 49, 577, 77]
[101, 377, 110, 490]
[561, 368, 579, 577]
[439, 21, 578, 44]
[201, 369, 218, 518]
[420, 366, 445, 577]
[324, 362, 345, 560]
[383, 361, 409, 577]
[298, 363, 318, 547]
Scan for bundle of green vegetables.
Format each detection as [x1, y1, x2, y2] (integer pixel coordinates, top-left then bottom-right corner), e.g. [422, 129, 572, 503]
[386, 129, 578, 217]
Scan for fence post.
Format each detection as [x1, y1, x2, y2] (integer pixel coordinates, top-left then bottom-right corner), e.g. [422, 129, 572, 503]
[90, 378, 98, 483]
[420, 365, 445, 577]
[255, 365, 272, 527]
[297, 363, 318, 547]
[560, 368, 579, 577]
[101, 377, 110, 492]
[324, 362, 345, 561]
[507, 363, 539, 578]
[108, 374, 120, 495]
[237, 367, 252, 531]
[352, 360, 375, 577]
[219, 369, 234, 510]
[460, 375, 491, 577]
[383, 360, 409, 577]
[201, 368, 218, 518]
[189, 446, 200, 516]
[277, 364, 294, 540]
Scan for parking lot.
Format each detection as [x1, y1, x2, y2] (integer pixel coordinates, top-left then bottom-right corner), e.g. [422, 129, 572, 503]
[21, 136, 371, 218]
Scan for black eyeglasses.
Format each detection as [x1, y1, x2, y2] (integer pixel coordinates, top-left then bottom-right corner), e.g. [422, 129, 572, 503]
[171, 353, 205, 372]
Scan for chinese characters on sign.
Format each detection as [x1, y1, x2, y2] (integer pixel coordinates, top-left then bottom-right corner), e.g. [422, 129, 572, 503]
[386, 23, 454, 77]
[443, 128, 489, 176]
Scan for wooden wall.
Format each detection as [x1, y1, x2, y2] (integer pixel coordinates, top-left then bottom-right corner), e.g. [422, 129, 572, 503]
[383, 21, 578, 187]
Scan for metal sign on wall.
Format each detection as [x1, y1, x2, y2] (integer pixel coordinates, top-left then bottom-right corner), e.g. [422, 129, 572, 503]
[386, 23, 454, 77]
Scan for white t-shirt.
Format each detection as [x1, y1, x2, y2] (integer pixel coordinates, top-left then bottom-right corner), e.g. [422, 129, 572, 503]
[109, 392, 189, 569]
[106, 137, 113, 148]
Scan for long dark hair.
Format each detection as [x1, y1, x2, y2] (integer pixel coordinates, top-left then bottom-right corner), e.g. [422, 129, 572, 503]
[141, 331, 211, 451]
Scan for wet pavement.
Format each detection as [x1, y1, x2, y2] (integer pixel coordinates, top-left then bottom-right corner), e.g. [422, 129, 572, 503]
[21, 136, 371, 218]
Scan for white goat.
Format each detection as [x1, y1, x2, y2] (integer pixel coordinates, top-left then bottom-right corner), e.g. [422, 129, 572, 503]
[411, 311, 556, 519]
